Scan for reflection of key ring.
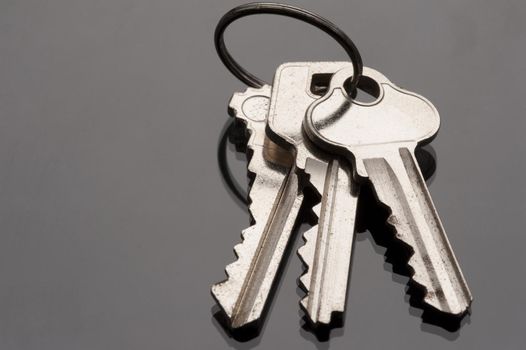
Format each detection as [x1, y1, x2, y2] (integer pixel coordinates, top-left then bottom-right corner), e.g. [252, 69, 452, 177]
[215, 2, 364, 91]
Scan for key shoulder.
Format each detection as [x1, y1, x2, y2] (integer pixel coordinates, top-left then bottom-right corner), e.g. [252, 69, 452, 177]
[303, 66, 441, 177]
[266, 61, 354, 169]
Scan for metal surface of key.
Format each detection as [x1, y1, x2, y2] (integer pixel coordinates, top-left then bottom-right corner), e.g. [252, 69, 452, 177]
[212, 86, 303, 328]
[298, 157, 357, 325]
[304, 66, 472, 315]
[267, 62, 359, 325]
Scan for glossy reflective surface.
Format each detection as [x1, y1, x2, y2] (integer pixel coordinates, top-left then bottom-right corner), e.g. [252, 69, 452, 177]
[0, 0, 525, 349]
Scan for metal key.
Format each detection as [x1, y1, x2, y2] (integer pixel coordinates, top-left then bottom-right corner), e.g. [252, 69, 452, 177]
[267, 62, 359, 325]
[304, 66, 473, 315]
[211, 86, 303, 329]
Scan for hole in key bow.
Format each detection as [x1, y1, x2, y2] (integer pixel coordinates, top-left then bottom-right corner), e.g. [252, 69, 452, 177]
[310, 73, 381, 104]
[344, 75, 381, 103]
[310, 73, 333, 96]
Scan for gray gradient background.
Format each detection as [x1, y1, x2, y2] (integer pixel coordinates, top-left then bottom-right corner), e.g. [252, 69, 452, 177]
[0, 0, 525, 349]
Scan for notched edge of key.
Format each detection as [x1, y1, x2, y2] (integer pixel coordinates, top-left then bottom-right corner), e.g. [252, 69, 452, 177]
[357, 152, 472, 333]
[212, 87, 272, 332]
[211, 184, 306, 340]
[212, 85, 305, 338]
[297, 159, 354, 334]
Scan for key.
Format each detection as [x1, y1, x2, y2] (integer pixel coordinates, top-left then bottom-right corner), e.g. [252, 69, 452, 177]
[304, 66, 473, 315]
[298, 156, 357, 325]
[211, 86, 303, 329]
[267, 62, 359, 325]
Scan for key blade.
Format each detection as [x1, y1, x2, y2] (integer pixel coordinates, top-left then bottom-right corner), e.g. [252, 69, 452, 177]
[298, 158, 358, 325]
[363, 146, 472, 315]
[212, 165, 303, 327]
[212, 87, 303, 328]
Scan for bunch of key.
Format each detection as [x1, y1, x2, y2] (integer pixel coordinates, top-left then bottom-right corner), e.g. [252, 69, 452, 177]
[211, 61, 472, 331]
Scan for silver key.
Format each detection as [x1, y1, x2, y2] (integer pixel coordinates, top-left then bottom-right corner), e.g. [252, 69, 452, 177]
[212, 86, 303, 328]
[267, 62, 358, 325]
[304, 66, 472, 315]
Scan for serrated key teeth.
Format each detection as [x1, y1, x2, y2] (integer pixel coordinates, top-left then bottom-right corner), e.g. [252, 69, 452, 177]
[298, 225, 317, 301]
[239, 224, 259, 241]
[297, 245, 306, 261]
[297, 226, 316, 267]
[298, 259, 312, 291]
[211, 284, 234, 317]
[302, 225, 317, 243]
[299, 296, 309, 314]
[223, 263, 235, 277]
[297, 247, 311, 265]
[232, 242, 245, 258]
[311, 203, 321, 216]
[225, 255, 244, 272]
[406, 252, 472, 316]
[299, 274, 311, 291]
[213, 168, 304, 330]
[386, 213, 399, 227]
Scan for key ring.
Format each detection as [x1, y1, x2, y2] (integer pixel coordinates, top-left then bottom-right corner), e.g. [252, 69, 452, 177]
[215, 2, 363, 91]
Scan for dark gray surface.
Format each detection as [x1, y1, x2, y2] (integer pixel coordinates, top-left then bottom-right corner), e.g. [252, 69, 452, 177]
[0, 0, 525, 349]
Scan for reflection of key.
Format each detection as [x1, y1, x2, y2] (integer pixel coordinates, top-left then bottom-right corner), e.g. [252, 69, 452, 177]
[211, 86, 303, 329]
[304, 66, 472, 315]
[267, 62, 358, 325]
